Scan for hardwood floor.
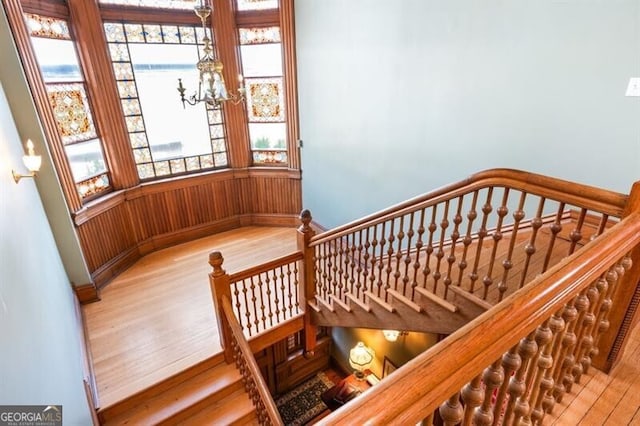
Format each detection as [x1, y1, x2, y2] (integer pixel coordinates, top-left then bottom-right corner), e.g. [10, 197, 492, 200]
[83, 226, 299, 409]
[550, 320, 640, 426]
[83, 223, 640, 425]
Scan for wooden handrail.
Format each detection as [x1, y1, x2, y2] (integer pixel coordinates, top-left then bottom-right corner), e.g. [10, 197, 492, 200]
[221, 295, 283, 426]
[318, 212, 640, 425]
[229, 251, 303, 282]
[309, 168, 628, 246]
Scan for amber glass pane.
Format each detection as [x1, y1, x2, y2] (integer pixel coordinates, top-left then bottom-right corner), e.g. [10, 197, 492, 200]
[246, 77, 284, 123]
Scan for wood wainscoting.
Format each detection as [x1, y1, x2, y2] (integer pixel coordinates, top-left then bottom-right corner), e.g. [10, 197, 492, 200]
[74, 168, 301, 301]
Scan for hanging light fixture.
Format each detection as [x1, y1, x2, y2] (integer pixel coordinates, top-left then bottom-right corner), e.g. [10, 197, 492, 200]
[177, 3, 245, 109]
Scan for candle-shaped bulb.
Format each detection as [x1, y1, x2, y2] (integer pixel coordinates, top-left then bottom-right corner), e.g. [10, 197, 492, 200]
[26, 139, 35, 155]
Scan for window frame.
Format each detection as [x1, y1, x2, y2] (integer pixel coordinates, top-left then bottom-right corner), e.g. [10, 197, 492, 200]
[8, 0, 300, 213]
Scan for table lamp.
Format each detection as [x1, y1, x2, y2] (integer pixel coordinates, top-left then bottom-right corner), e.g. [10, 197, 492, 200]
[349, 341, 374, 379]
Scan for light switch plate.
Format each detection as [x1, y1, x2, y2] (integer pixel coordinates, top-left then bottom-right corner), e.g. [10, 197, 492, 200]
[626, 78, 640, 97]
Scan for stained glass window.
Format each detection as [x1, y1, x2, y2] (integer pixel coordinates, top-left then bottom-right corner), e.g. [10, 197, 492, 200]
[104, 21, 228, 180]
[99, 0, 199, 9]
[236, 0, 278, 11]
[27, 13, 111, 198]
[239, 26, 287, 165]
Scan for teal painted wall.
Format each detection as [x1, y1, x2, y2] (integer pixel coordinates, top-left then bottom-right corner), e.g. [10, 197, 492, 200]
[296, 0, 640, 229]
[0, 83, 92, 425]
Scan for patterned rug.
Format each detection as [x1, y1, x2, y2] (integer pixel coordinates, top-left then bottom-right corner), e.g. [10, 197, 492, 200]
[275, 372, 334, 426]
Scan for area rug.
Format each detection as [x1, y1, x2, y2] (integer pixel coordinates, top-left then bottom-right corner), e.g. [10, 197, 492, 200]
[275, 372, 334, 426]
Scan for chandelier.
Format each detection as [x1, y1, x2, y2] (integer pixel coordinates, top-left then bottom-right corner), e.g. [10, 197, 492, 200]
[177, 4, 245, 109]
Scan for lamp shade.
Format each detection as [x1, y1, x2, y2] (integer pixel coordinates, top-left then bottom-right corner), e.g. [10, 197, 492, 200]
[382, 330, 400, 342]
[349, 342, 374, 373]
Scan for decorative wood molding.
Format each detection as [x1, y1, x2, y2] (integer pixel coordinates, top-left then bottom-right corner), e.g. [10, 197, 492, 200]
[235, 9, 279, 27]
[98, 4, 199, 25]
[20, 0, 68, 18]
[279, 0, 301, 170]
[73, 290, 100, 417]
[74, 282, 101, 304]
[212, 0, 251, 169]
[67, 0, 139, 190]
[73, 191, 126, 226]
[2, 0, 82, 212]
[91, 246, 140, 290]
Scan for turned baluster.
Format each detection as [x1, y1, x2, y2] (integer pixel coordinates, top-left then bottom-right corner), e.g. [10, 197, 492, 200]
[336, 235, 347, 301]
[250, 276, 260, 334]
[285, 262, 294, 316]
[412, 208, 427, 299]
[422, 206, 437, 290]
[551, 299, 578, 404]
[355, 229, 364, 298]
[564, 290, 590, 393]
[439, 393, 464, 426]
[509, 332, 538, 425]
[469, 187, 494, 295]
[590, 258, 631, 371]
[571, 276, 602, 383]
[368, 225, 379, 298]
[497, 192, 526, 302]
[542, 202, 564, 273]
[483, 188, 509, 301]
[456, 190, 479, 289]
[493, 345, 522, 424]
[473, 360, 504, 426]
[567, 208, 587, 256]
[377, 222, 387, 298]
[241, 279, 252, 335]
[433, 200, 450, 295]
[348, 233, 357, 297]
[444, 196, 463, 299]
[394, 216, 406, 293]
[532, 313, 565, 425]
[519, 321, 553, 424]
[384, 220, 396, 302]
[263, 273, 275, 328]
[276, 266, 286, 321]
[519, 197, 546, 289]
[362, 227, 372, 298]
[460, 375, 483, 425]
[402, 212, 416, 296]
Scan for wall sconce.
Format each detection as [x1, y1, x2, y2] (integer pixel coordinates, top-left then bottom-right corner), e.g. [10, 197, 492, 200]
[349, 341, 375, 379]
[382, 330, 408, 342]
[12, 139, 42, 183]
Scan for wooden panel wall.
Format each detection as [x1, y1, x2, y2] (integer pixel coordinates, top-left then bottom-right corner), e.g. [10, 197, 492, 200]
[75, 169, 302, 298]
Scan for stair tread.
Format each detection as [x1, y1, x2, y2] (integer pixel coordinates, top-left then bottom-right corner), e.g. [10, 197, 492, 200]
[104, 362, 242, 425]
[178, 389, 257, 426]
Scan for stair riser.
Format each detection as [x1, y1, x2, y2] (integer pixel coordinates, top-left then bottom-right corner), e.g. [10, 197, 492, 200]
[156, 380, 244, 426]
[98, 354, 224, 423]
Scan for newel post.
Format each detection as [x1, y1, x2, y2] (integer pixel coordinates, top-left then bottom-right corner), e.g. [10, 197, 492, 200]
[209, 251, 233, 364]
[297, 209, 318, 354]
[593, 181, 640, 372]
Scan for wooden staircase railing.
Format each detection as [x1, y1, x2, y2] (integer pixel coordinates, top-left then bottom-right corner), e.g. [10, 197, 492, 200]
[220, 295, 283, 426]
[307, 169, 629, 331]
[318, 210, 640, 425]
[207, 169, 640, 425]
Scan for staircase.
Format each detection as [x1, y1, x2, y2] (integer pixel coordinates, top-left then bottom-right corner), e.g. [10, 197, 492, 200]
[98, 354, 258, 425]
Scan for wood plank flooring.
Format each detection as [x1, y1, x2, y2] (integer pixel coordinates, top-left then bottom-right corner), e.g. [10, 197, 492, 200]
[549, 320, 640, 425]
[83, 226, 299, 409]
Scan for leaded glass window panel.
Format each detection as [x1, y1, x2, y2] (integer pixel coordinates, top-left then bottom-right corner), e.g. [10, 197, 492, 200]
[236, 0, 278, 11]
[99, 0, 199, 9]
[104, 21, 228, 180]
[28, 13, 111, 198]
[239, 26, 287, 165]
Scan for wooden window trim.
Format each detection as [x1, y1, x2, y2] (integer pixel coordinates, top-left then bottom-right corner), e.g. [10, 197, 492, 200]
[4, 0, 82, 211]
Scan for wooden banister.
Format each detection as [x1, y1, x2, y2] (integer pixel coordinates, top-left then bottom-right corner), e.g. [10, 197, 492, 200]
[309, 169, 627, 246]
[228, 251, 303, 282]
[221, 296, 283, 426]
[318, 212, 640, 425]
